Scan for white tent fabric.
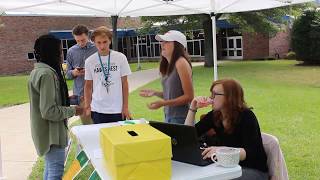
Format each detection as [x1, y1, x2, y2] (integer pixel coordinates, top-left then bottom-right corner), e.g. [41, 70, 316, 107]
[0, 0, 314, 80]
[0, 0, 313, 17]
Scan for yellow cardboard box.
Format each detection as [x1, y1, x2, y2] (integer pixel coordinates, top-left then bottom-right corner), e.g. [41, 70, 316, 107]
[100, 124, 172, 180]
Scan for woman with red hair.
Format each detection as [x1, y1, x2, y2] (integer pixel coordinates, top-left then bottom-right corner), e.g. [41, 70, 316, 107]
[185, 79, 268, 179]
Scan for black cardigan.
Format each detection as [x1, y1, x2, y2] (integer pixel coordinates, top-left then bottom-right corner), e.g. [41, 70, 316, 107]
[195, 109, 268, 172]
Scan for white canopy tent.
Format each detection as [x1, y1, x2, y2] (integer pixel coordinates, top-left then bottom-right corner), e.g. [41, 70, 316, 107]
[0, 0, 313, 80]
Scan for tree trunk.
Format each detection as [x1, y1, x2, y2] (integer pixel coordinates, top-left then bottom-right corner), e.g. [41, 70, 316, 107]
[202, 15, 213, 67]
[126, 36, 132, 61]
[202, 14, 222, 67]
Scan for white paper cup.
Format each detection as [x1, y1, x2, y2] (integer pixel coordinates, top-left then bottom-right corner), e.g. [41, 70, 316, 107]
[211, 147, 240, 168]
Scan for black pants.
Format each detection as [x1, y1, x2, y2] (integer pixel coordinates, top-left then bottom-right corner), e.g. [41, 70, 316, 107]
[91, 112, 124, 124]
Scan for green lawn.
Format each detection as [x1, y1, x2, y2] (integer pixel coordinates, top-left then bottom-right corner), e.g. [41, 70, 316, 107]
[129, 61, 159, 72]
[29, 60, 320, 179]
[0, 62, 159, 107]
[129, 60, 320, 180]
[0, 75, 29, 107]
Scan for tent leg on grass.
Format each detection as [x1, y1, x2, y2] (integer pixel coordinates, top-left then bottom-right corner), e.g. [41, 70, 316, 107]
[211, 13, 218, 81]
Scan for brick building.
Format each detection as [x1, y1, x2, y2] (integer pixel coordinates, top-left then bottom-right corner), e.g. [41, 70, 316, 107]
[0, 16, 140, 75]
[269, 30, 291, 59]
[0, 16, 291, 75]
[217, 27, 290, 60]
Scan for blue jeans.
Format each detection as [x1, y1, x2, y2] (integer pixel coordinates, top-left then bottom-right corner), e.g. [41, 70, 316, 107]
[69, 95, 81, 105]
[165, 116, 186, 124]
[44, 146, 65, 180]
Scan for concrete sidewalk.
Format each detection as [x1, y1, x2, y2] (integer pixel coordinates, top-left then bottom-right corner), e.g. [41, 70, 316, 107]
[0, 103, 35, 180]
[0, 62, 204, 179]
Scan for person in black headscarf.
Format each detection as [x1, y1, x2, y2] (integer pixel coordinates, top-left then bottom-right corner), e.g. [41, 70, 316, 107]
[28, 34, 82, 180]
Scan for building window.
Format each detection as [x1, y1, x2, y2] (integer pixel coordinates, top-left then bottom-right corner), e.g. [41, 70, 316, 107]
[113, 29, 206, 59]
[184, 29, 204, 57]
[61, 39, 76, 62]
[27, 52, 35, 61]
[219, 28, 243, 60]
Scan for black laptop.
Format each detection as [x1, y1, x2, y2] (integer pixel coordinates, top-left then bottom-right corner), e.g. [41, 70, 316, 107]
[149, 121, 213, 166]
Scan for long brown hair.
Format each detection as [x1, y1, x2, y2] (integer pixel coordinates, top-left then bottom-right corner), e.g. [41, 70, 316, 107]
[210, 79, 248, 134]
[159, 41, 191, 76]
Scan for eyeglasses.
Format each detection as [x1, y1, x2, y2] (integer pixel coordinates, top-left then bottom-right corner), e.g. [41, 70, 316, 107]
[210, 92, 225, 99]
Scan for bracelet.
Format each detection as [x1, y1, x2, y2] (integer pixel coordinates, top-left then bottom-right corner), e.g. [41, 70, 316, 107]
[189, 108, 197, 113]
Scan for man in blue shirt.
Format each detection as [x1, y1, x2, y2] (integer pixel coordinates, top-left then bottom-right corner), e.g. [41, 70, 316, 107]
[66, 24, 97, 124]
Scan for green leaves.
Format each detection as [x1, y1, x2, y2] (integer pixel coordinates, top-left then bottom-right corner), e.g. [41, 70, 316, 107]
[139, 15, 204, 35]
[140, 5, 307, 36]
[292, 9, 320, 64]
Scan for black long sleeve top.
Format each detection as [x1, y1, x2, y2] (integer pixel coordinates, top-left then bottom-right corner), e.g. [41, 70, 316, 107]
[195, 109, 268, 172]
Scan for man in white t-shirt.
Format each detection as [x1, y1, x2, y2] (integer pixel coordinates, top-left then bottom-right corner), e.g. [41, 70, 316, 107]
[84, 26, 132, 123]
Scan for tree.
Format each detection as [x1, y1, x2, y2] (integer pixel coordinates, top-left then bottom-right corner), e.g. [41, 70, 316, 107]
[140, 5, 309, 66]
[292, 9, 320, 64]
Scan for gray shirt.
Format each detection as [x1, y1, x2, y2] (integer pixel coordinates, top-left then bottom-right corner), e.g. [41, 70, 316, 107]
[161, 67, 189, 119]
[66, 42, 97, 96]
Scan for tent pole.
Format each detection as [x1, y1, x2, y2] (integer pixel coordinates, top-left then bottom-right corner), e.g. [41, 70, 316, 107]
[211, 13, 218, 81]
[111, 15, 118, 51]
[136, 36, 141, 71]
